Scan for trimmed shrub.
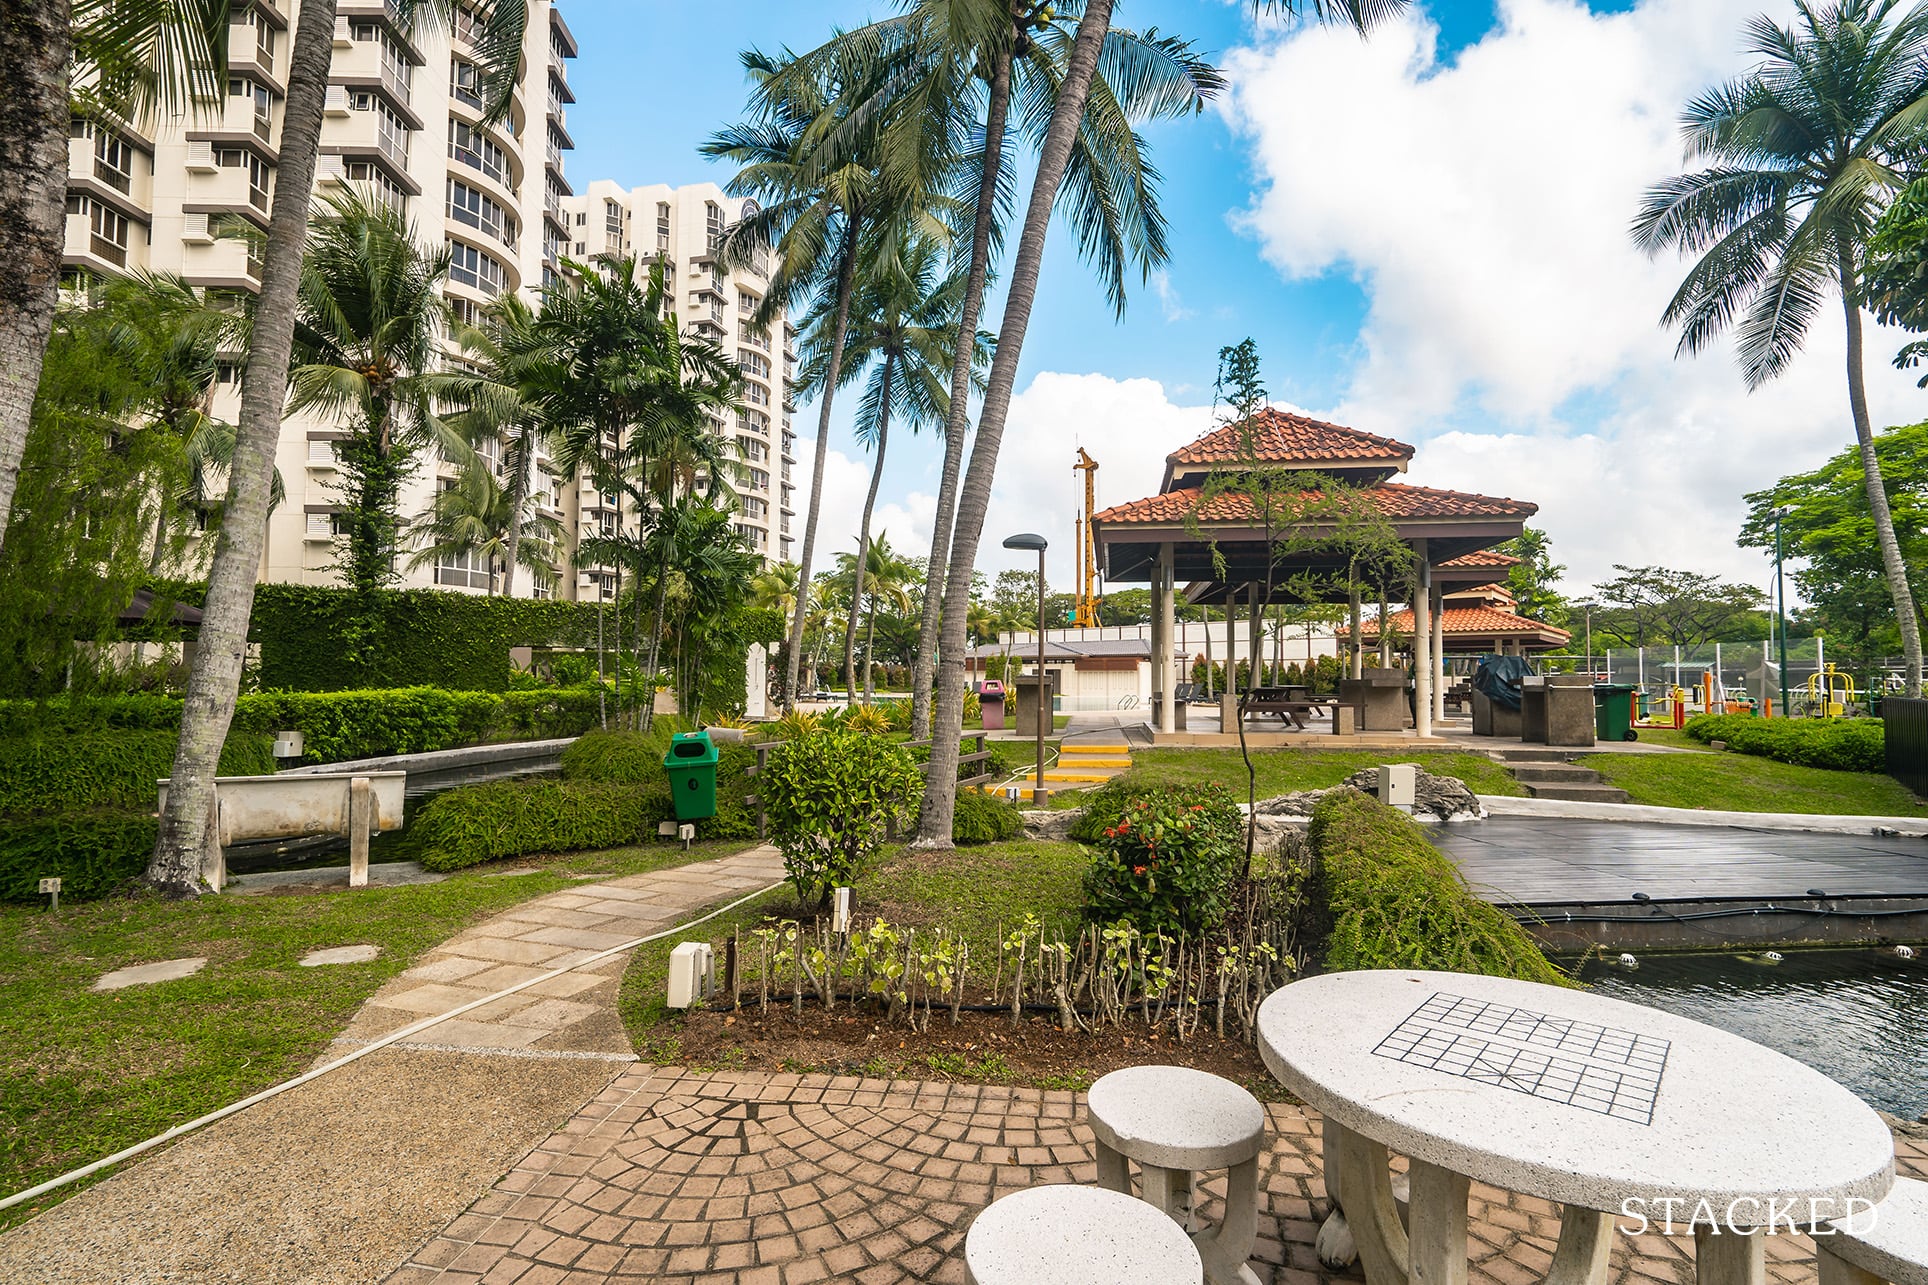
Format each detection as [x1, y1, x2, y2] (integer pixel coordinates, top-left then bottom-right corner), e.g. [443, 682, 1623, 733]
[1683, 713, 1884, 773]
[409, 779, 660, 871]
[1068, 773, 1236, 844]
[951, 789, 1022, 845]
[559, 727, 759, 841]
[0, 730, 275, 816]
[0, 809, 159, 902]
[1309, 788, 1572, 984]
[1081, 782, 1243, 935]
[763, 728, 920, 907]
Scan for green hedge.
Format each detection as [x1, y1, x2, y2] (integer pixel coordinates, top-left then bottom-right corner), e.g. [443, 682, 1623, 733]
[1309, 789, 1572, 985]
[408, 779, 659, 872]
[0, 809, 158, 902]
[951, 789, 1022, 845]
[1683, 713, 1884, 772]
[0, 730, 276, 816]
[249, 584, 607, 692]
[0, 688, 601, 764]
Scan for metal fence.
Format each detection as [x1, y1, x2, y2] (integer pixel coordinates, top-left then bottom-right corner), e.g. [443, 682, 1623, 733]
[1885, 698, 1928, 796]
[1497, 640, 1906, 718]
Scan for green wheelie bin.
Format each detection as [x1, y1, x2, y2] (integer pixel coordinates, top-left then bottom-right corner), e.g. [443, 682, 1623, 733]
[1593, 684, 1638, 742]
[664, 730, 719, 821]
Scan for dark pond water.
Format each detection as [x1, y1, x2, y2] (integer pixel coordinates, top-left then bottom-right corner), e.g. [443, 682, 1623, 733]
[1576, 948, 1928, 1118]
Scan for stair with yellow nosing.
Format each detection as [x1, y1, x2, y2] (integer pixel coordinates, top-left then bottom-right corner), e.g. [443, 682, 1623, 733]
[1043, 739, 1134, 785]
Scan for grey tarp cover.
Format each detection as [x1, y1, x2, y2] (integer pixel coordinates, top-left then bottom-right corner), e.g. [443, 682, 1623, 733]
[1472, 653, 1530, 711]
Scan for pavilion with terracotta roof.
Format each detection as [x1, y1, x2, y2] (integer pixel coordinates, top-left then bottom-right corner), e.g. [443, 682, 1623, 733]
[1343, 582, 1572, 657]
[1089, 408, 1543, 738]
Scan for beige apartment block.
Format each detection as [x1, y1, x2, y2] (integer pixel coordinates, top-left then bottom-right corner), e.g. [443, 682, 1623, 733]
[557, 180, 799, 576]
[63, 0, 587, 598]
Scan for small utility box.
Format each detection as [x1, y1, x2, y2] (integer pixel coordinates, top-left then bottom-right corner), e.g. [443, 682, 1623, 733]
[1011, 673, 1058, 740]
[272, 730, 304, 760]
[664, 730, 719, 822]
[1377, 763, 1417, 813]
[666, 941, 715, 1009]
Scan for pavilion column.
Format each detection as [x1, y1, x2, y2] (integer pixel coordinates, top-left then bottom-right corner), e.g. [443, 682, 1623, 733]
[1413, 540, 1433, 738]
[1220, 593, 1239, 733]
[1432, 581, 1447, 722]
[1155, 543, 1176, 735]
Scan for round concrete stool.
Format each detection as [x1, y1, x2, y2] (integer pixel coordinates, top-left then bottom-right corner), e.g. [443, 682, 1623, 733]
[1820, 1176, 1928, 1285]
[1087, 1065, 1266, 1285]
[964, 1184, 1202, 1284]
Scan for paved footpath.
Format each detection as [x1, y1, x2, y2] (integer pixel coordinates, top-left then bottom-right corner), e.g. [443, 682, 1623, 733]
[0, 847, 786, 1285]
[387, 1067, 1928, 1285]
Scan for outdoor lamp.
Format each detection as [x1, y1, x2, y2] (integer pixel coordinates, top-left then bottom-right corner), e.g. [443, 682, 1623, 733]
[1003, 533, 1049, 804]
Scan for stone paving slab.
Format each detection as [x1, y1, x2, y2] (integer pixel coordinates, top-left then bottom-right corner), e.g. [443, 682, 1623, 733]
[389, 1067, 1928, 1285]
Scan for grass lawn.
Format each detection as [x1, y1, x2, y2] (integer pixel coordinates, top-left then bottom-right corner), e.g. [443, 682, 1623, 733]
[1050, 747, 1526, 806]
[1580, 749, 1928, 816]
[0, 839, 748, 1231]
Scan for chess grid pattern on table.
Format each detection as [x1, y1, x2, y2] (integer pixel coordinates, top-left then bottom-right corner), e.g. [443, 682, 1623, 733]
[1370, 992, 1670, 1126]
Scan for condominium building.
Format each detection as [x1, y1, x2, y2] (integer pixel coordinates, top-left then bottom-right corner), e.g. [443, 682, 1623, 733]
[557, 180, 799, 574]
[61, 0, 584, 597]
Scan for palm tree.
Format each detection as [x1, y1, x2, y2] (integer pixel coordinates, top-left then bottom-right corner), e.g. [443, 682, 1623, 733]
[836, 535, 919, 699]
[652, 494, 762, 720]
[0, 0, 230, 550]
[705, 45, 955, 715]
[1635, 0, 1928, 696]
[408, 460, 563, 594]
[751, 561, 802, 618]
[151, 0, 529, 893]
[288, 191, 465, 595]
[776, 6, 1224, 732]
[916, 0, 1403, 845]
[794, 234, 985, 701]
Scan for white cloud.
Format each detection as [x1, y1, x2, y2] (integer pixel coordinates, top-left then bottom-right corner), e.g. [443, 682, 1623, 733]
[1222, 0, 1928, 595]
[1150, 268, 1195, 323]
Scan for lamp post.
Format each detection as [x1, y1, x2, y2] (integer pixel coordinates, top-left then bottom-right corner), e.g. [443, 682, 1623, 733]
[1774, 505, 1791, 719]
[1004, 533, 1049, 804]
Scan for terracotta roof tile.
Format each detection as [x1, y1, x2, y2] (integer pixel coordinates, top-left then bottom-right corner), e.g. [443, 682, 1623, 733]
[1344, 605, 1571, 642]
[1167, 408, 1414, 468]
[1091, 482, 1538, 526]
[1439, 549, 1522, 569]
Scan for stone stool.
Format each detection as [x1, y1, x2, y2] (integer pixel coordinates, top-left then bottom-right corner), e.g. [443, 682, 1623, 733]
[964, 1184, 1203, 1284]
[1820, 1176, 1928, 1285]
[1087, 1065, 1266, 1285]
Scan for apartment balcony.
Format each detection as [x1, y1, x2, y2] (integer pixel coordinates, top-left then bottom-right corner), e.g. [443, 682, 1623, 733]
[185, 163, 272, 222]
[327, 39, 417, 115]
[62, 211, 143, 274]
[179, 236, 263, 290]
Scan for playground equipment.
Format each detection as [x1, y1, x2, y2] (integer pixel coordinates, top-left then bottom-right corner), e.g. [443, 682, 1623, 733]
[1634, 686, 1689, 730]
[1073, 448, 1101, 628]
[1804, 665, 1858, 718]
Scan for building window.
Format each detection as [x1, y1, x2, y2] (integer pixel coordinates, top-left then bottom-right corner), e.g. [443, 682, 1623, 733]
[447, 178, 515, 248]
[372, 99, 409, 166]
[89, 202, 129, 266]
[705, 201, 724, 254]
[744, 381, 769, 407]
[447, 119, 506, 184]
[247, 153, 270, 209]
[434, 547, 492, 589]
[655, 201, 670, 249]
[344, 160, 407, 210]
[737, 349, 769, 379]
[604, 198, 622, 243]
[92, 130, 135, 193]
[446, 239, 506, 296]
[449, 57, 483, 110]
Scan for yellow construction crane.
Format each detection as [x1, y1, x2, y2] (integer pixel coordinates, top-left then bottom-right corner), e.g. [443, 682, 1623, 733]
[1073, 448, 1100, 627]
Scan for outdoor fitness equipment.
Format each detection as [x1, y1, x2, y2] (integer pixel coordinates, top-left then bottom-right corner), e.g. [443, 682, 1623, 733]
[1805, 666, 1857, 718]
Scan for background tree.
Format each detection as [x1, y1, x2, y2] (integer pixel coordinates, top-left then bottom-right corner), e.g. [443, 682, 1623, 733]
[1581, 565, 1769, 650]
[288, 192, 464, 597]
[0, 0, 230, 548]
[407, 461, 563, 595]
[1633, 0, 1928, 696]
[1495, 526, 1570, 625]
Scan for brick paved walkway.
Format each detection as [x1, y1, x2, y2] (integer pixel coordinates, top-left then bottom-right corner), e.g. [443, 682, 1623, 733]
[326, 848, 786, 1060]
[389, 1067, 1928, 1285]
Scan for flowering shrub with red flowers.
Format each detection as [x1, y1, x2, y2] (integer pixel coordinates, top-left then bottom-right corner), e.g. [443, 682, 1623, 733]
[1080, 782, 1243, 934]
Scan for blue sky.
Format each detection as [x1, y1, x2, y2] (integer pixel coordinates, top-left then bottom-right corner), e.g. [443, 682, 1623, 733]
[559, 0, 1923, 596]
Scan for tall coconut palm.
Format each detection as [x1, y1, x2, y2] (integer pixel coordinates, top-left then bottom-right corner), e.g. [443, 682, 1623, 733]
[793, 234, 986, 700]
[408, 460, 563, 594]
[151, 0, 530, 894]
[916, 0, 1404, 846]
[705, 45, 956, 715]
[0, 0, 230, 551]
[1634, 0, 1928, 697]
[836, 535, 918, 698]
[287, 191, 466, 594]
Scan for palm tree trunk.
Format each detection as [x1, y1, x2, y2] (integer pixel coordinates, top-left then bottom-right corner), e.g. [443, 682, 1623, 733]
[1840, 252, 1925, 697]
[643, 532, 671, 731]
[844, 353, 895, 703]
[916, 0, 1115, 846]
[783, 227, 860, 713]
[864, 605, 879, 700]
[0, 0, 75, 549]
[912, 37, 1013, 735]
[500, 425, 527, 599]
[149, 0, 340, 893]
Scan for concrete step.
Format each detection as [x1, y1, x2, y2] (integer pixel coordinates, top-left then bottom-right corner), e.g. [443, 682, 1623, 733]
[1508, 764, 1603, 784]
[1056, 756, 1133, 768]
[1524, 782, 1631, 804]
[1061, 744, 1132, 755]
[1494, 748, 1578, 763]
[1043, 769, 1124, 783]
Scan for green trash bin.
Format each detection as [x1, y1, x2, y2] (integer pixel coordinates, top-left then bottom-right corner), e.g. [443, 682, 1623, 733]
[664, 730, 719, 821]
[1593, 683, 1638, 743]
